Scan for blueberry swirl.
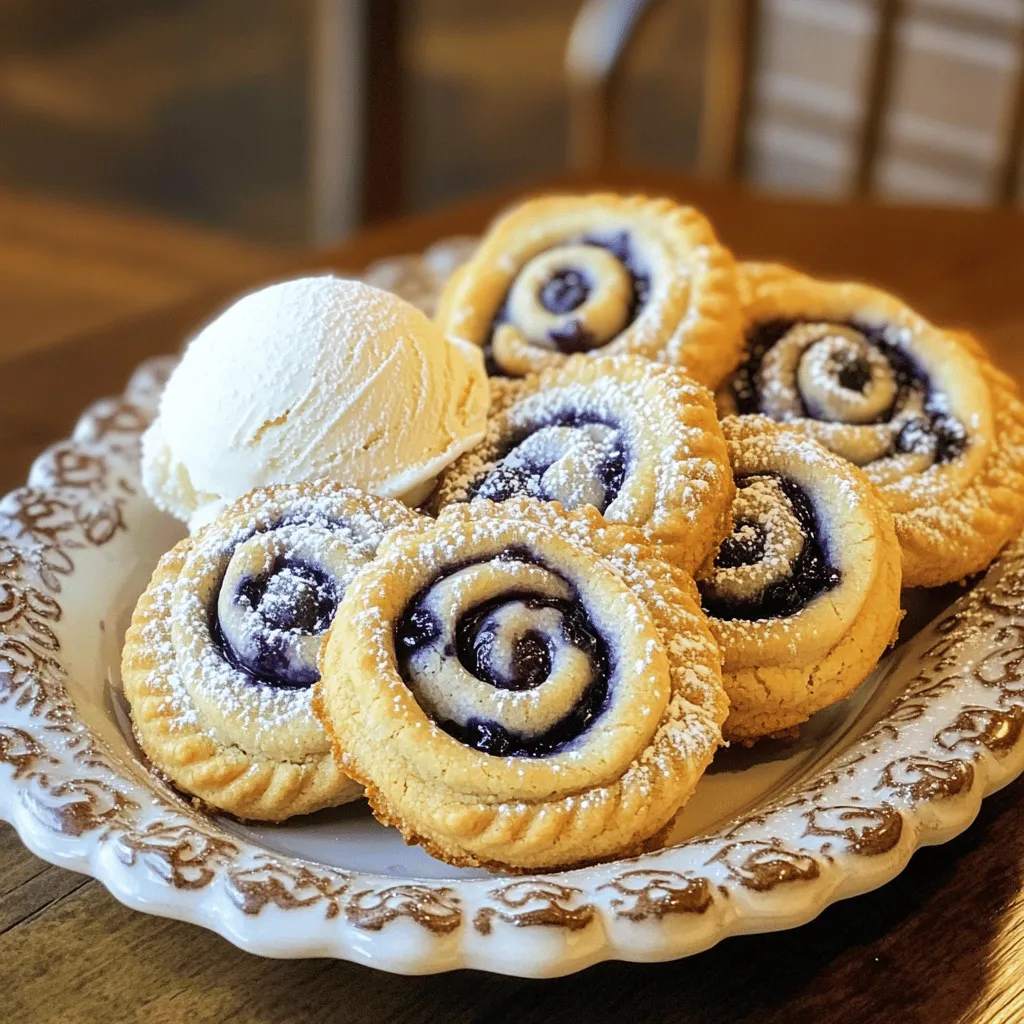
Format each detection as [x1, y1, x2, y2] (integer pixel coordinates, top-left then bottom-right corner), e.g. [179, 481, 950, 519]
[432, 355, 734, 575]
[395, 553, 609, 756]
[434, 193, 743, 386]
[492, 238, 646, 365]
[727, 318, 968, 483]
[316, 499, 729, 870]
[724, 262, 1024, 588]
[215, 523, 376, 687]
[170, 483, 418, 764]
[698, 473, 840, 621]
[700, 416, 904, 743]
[464, 418, 626, 513]
[122, 484, 420, 820]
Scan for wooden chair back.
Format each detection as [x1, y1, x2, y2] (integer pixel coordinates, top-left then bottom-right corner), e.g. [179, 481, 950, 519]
[565, 0, 1024, 204]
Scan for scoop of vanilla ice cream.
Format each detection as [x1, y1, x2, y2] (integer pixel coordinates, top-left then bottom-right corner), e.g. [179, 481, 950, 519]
[141, 276, 489, 530]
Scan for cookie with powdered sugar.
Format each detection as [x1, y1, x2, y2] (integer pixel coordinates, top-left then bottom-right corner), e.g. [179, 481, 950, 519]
[720, 262, 1024, 587]
[435, 192, 743, 388]
[121, 481, 420, 820]
[429, 355, 734, 575]
[698, 416, 903, 742]
[315, 500, 728, 872]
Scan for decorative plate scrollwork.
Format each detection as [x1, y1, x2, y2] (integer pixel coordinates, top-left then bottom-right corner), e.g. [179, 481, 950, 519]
[0, 724, 54, 778]
[474, 881, 595, 935]
[600, 870, 713, 921]
[876, 756, 974, 800]
[346, 884, 462, 934]
[227, 858, 350, 918]
[803, 804, 904, 856]
[708, 841, 821, 892]
[115, 820, 238, 889]
[862, 699, 930, 744]
[974, 634, 1024, 696]
[23, 777, 138, 838]
[936, 705, 1024, 755]
[981, 568, 1024, 617]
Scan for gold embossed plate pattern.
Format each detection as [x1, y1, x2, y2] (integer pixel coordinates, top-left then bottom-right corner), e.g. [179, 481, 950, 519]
[1, 242, 1024, 976]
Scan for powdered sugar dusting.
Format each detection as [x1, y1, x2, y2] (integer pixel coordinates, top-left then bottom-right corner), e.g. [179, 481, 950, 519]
[432, 356, 732, 568]
[140, 482, 417, 758]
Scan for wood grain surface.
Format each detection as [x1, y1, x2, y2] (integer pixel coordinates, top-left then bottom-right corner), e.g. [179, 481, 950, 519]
[0, 184, 284, 360]
[3, 171, 1024, 1023]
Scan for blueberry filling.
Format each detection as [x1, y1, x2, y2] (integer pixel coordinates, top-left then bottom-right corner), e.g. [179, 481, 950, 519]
[457, 598, 556, 692]
[714, 521, 767, 569]
[836, 355, 871, 394]
[730, 318, 967, 464]
[472, 468, 533, 505]
[237, 560, 337, 635]
[214, 558, 339, 688]
[213, 606, 320, 688]
[698, 473, 841, 621]
[396, 606, 442, 651]
[597, 445, 627, 500]
[395, 554, 612, 757]
[540, 268, 590, 314]
[486, 230, 650, 373]
[468, 411, 629, 513]
[584, 230, 651, 322]
[547, 320, 597, 354]
[909, 383, 968, 462]
[511, 630, 554, 688]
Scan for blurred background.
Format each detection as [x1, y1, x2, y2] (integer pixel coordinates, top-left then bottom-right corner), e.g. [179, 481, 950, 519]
[2, 0, 1022, 247]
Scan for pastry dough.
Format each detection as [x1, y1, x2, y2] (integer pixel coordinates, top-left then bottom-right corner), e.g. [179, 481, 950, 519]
[122, 482, 419, 820]
[699, 416, 903, 741]
[316, 500, 727, 871]
[430, 355, 734, 573]
[435, 193, 743, 388]
[721, 263, 1024, 586]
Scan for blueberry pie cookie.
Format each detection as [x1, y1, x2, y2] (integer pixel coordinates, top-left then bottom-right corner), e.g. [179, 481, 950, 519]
[699, 416, 902, 742]
[122, 482, 419, 820]
[720, 263, 1024, 586]
[435, 193, 743, 388]
[316, 500, 727, 871]
[430, 355, 733, 573]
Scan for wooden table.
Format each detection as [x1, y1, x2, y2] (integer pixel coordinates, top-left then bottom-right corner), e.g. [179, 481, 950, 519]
[0, 185, 285, 361]
[3, 172, 1024, 1023]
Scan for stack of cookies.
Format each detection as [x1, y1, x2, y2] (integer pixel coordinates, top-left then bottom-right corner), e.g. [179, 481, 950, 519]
[122, 192, 1024, 873]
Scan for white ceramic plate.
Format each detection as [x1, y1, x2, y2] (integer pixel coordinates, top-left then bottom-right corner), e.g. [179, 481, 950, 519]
[2, 241, 1024, 977]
